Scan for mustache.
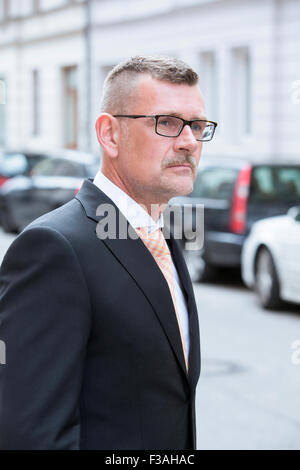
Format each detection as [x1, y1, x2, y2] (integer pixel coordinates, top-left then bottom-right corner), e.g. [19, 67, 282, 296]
[162, 155, 197, 169]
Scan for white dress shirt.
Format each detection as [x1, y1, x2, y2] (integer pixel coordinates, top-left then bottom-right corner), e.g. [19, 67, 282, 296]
[93, 170, 190, 359]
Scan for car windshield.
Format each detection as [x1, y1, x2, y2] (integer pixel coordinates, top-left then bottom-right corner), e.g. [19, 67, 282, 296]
[30, 157, 98, 178]
[250, 166, 300, 202]
[190, 167, 239, 200]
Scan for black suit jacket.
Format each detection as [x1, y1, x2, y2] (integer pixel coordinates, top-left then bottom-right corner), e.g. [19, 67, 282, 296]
[0, 179, 200, 450]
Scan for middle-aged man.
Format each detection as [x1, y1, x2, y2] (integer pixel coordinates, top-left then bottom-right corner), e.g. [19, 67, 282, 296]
[0, 56, 217, 450]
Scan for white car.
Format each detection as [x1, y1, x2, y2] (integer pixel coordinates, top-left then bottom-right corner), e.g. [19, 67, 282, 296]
[242, 206, 300, 309]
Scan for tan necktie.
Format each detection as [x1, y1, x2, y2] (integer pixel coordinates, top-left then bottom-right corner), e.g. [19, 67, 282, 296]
[136, 227, 188, 371]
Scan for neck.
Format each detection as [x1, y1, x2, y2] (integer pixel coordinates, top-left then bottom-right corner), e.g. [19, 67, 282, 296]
[100, 165, 167, 222]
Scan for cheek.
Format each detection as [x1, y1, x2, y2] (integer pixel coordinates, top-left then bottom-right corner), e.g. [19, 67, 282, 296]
[137, 140, 166, 170]
[125, 145, 155, 181]
[124, 130, 170, 177]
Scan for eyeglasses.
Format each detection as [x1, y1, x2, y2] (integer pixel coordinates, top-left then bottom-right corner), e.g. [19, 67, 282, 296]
[113, 115, 218, 142]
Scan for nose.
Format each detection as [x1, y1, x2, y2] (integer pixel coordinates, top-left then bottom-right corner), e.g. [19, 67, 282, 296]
[173, 124, 199, 154]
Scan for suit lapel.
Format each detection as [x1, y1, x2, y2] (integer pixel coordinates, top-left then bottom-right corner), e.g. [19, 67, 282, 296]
[166, 235, 201, 390]
[76, 179, 200, 388]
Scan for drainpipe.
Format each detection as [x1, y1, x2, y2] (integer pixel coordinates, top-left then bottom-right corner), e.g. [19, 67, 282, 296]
[85, 0, 92, 152]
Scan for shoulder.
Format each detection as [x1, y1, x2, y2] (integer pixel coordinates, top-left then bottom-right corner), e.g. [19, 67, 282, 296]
[0, 213, 92, 314]
[18, 196, 95, 252]
[1, 197, 88, 275]
[0, 196, 101, 284]
[27, 197, 85, 236]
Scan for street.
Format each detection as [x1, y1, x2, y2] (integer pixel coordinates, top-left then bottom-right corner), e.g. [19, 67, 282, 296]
[194, 275, 300, 450]
[0, 228, 300, 450]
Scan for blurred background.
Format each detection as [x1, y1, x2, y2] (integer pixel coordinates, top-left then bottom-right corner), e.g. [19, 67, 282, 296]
[0, 0, 300, 157]
[0, 0, 300, 450]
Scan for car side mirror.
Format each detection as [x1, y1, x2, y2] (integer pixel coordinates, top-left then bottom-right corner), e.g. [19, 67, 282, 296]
[287, 206, 300, 222]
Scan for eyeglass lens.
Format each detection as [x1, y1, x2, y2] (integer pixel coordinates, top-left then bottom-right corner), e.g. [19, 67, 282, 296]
[156, 116, 214, 141]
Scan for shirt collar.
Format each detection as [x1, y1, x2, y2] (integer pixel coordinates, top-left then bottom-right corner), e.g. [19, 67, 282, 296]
[93, 170, 164, 233]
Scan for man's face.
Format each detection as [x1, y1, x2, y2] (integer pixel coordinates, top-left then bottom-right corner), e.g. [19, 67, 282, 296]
[115, 75, 206, 206]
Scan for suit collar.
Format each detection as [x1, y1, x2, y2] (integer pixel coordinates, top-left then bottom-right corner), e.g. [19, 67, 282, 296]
[76, 179, 200, 388]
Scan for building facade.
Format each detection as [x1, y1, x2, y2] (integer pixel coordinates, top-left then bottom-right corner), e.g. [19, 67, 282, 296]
[0, 0, 89, 151]
[1, 0, 300, 161]
[89, 0, 300, 160]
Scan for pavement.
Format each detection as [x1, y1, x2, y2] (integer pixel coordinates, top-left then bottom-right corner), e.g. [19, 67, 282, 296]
[194, 278, 300, 450]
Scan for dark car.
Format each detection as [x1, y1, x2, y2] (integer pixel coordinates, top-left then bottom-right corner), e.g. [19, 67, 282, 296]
[170, 156, 300, 282]
[0, 149, 99, 233]
[0, 150, 47, 186]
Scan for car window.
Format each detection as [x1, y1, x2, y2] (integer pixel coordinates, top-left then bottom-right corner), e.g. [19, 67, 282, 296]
[190, 167, 238, 200]
[52, 160, 85, 177]
[30, 158, 85, 177]
[25, 155, 47, 174]
[30, 158, 59, 176]
[250, 166, 300, 202]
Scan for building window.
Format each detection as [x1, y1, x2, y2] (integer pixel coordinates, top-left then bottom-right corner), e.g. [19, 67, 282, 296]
[0, 1, 4, 20]
[1, 0, 36, 18]
[7, 0, 19, 17]
[32, 70, 40, 136]
[19, 0, 35, 17]
[199, 51, 218, 121]
[230, 46, 252, 140]
[62, 66, 78, 149]
[33, 0, 39, 13]
[0, 0, 9, 20]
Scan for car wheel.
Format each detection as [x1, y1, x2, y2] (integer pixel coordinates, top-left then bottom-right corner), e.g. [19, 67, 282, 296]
[183, 249, 217, 283]
[255, 247, 281, 309]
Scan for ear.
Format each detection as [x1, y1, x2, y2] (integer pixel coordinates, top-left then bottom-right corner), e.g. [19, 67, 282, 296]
[95, 113, 119, 158]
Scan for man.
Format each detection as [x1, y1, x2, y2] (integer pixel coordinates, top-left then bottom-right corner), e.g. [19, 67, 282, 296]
[0, 56, 217, 450]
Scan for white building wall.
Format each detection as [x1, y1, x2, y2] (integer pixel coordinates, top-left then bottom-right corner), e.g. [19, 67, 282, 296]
[0, 0, 299, 161]
[90, 0, 300, 161]
[0, 0, 87, 151]
[19, 34, 86, 150]
[271, 0, 300, 158]
[0, 45, 20, 149]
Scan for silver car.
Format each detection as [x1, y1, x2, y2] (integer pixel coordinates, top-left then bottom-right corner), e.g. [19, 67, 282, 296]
[242, 206, 300, 309]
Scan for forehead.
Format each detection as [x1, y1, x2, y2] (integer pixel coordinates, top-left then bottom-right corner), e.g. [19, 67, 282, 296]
[132, 75, 206, 118]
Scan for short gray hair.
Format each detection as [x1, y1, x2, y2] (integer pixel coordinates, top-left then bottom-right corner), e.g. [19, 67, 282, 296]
[100, 55, 199, 114]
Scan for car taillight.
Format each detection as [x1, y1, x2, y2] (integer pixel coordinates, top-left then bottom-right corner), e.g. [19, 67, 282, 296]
[0, 176, 9, 186]
[230, 165, 252, 234]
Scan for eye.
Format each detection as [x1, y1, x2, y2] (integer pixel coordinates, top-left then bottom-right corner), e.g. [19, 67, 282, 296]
[158, 116, 180, 129]
[159, 119, 170, 127]
[191, 121, 206, 132]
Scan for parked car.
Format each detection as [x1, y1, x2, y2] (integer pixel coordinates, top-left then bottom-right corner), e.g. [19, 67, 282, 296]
[170, 157, 300, 282]
[241, 207, 300, 309]
[0, 150, 47, 186]
[0, 149, 99, 233]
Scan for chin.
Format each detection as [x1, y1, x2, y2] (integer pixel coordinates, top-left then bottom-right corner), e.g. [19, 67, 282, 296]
[170, 181, 194, 198]
[179, 176, 194, 194]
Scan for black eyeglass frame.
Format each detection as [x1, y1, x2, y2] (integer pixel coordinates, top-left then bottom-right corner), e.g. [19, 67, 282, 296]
[113, 114, 218, 142]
